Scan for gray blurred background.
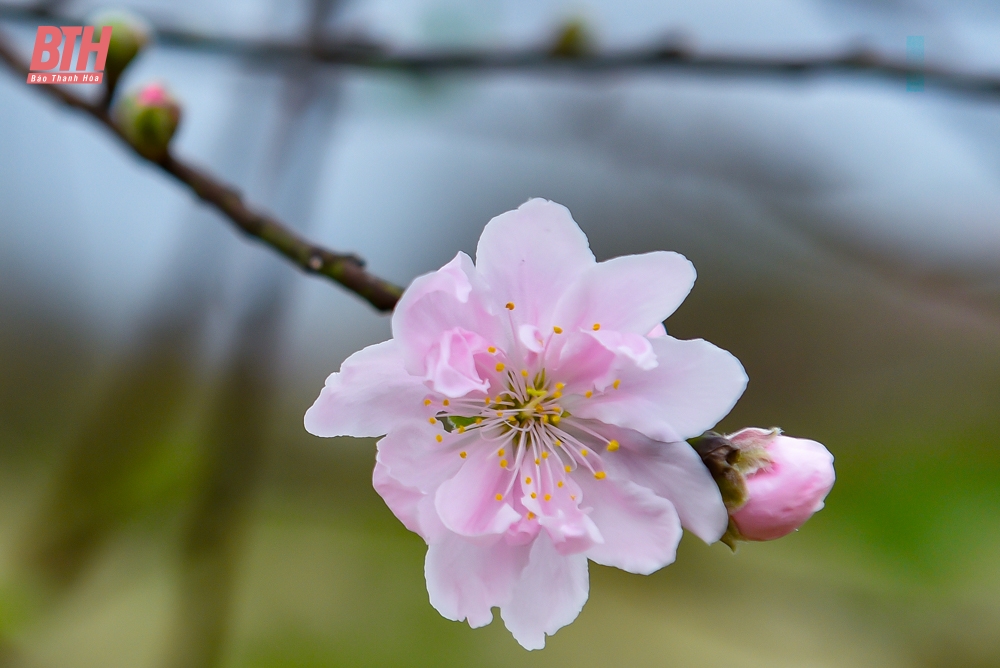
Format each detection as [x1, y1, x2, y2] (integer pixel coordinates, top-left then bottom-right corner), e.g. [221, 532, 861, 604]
[1, 0, 1000, 666]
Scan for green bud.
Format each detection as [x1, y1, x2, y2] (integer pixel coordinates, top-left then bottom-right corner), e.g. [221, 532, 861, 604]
[89, 10, 152, 82]
[114, 82, 181, 161]
[549, 19, 592, 58]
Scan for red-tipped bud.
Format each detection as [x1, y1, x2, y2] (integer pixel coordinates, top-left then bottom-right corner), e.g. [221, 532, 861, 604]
[114, 82, 181, 160]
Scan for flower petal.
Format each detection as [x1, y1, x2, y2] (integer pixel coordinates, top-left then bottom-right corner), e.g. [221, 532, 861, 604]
[375, 423, 463, 494]
[573, 335, 747, 442]
[500, 532, 589, 650]
[304, 340, 427, 438]
[593, 423, 729, 543]
[476, 199, 595, 331]
[576, 476, 681, 574]
[392, 252, 506, 378]
[373, 461, 423, 536]
[553, 251, 695, 335]
[425, 532, 531, 628]
[435, 443, 522, 537]
[423, 327, 491, 397]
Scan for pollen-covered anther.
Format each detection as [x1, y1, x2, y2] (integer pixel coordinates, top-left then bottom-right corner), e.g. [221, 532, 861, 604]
[613, 379, 621, 390]
[488, 346, 497, 354]
[585, 391, 593, 398]
[527, 512, 536, 520]
[457, 426, 466, 434]
[428, 417, 436, 425]
[553, 326, 563, 334]
[607, 440, 620, 452]
[498, 449, 505, 457]
[525, 477, 532, 484]
[495, 494, 503, 501]
[531, 492, 537, 499]
[500, 459, 508, 467]
[541, 452, 549, 459]
[534, 458, 540, 465]
[544, 494, 551, 501]
[554, 440, 562, 447]
[442, 399, 450, 406]
[521, 369, 529, 377]
[423, 398, 432, 406]
[581, 449, 588, 457]
[594, 471, 606, 480]
[565, 465, 572, 472]
[557, 481, 564, 488]
[505, 302, 515, 310]
[495, 362, 505, 372]
[435, 434, 443, 443]
[592, 323, 601, 331]
[459, 451, 467, 458]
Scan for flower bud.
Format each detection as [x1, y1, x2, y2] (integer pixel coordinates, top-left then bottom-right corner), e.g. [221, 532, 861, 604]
[727, 428, 835, 542]
[89, 10, 152, 83]
[114, 82, 181, 161]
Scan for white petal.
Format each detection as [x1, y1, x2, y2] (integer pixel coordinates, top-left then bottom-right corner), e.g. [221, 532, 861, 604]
[425, 533, 531, 628]
[576, 476, 682, 574]
[552, 251, 695, 335]
[476, 199, 595, 331]
[304, 340, 427, 438]
[572, 335, 747, 442]
[500, 532, 589, 650]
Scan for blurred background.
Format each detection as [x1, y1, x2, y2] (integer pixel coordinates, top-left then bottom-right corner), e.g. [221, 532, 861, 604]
[2, 0, 1000, 666]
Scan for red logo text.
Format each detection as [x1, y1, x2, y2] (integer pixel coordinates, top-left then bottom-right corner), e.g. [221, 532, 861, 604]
[27, 25, 112, 85]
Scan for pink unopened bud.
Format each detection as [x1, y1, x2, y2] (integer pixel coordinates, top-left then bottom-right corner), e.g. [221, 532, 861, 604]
[114, 82, 181, 160]
[727, 428, 835, 541]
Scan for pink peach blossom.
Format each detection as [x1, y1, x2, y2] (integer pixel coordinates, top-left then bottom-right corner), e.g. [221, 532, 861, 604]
[728, 428, 835, 541]
[305, 199, 748, 649]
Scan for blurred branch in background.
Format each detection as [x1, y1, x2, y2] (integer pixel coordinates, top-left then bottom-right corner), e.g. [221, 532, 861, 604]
[0, 28, 404, 312]
[4, 3, 1000, 97]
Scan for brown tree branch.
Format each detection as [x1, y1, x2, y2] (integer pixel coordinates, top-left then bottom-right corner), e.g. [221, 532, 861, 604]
[0, 29, 404, 312]
[4, 3, 1000, 98]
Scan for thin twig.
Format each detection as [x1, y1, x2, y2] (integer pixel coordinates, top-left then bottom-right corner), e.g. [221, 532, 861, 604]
[4, 3, 1000, 98]
[0, 29, 403, 312]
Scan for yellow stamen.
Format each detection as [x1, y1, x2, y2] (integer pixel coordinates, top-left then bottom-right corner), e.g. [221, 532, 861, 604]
[475, 417, 483, 424]
[424, 398, 432, 406]
[607, 440, 620, 452]
[527, 512, 535, 519]
[496, 411, 504, 417]
[531, 492, 537, 499]
[521, 369, 529, 377]
[498, 449, 505, 457]
[554, 440, 562, 447]
[551, 415, 561, 425]
[540, 415, 549, 423]
[495, 362, 505, 372]
[428, 417, 436, 425]
[435, 434, 443, 443]
[488, 346, 497, 354]
[557, 481, 564, 488]
[534, 458, 540, 465]
[571, 494, 577, 500]
[544, 494, 551, 501]
[541, 452, 549, 459]
[565, 465, 572, 472]
[613, 379, 621, 390]
[553, 392, 562, 399]
[555, 382, 565, 390]
[553, 326, 563, 334]
[581, 449, 588, 457]
[500, 459, 508, 467]
[505, 302, 515, 310]
[592, 323, 601, 331]
[594, 471, 606, 480]
[525, 477, 532, 484]
[585, 390, 593, 398]
[442, 399, 450, 406]
[458, 425, 466, 434]
[496, 494, 503, 501]
[460, 451, 467, 458]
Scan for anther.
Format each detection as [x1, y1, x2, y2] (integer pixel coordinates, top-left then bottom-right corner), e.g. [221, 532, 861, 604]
[475, 417, 483, 424]
[458, 426, 466, 434]
[525, 477, 532, 484]
[592, 323, 601, 331]
[500, 459, 508, 467]
[554, 440, 562, 447]
[496, 411, 504, 417]
[534, 458, 540, 465]
[521, 369, 529, 377]
[460, 451, 467, 458]
[424, 399, 432, 406]
[495, 362, 505, 372]
[505, 302, 515, 310]
[531, 492, 537, 499]
[553, 326, 563, 334]
[613, 379, 621, 389]
[581, 449, 588, 457]
[607, 440, 620, 452]
[527, 512, 536, 520]
[557, 481, 564, 488]
[488, 346, 497, 354]
[555, 382, 565, 390]
[435, 434, 443, 443]
[496, 494, 503, 501]
[541, 452, 549, 459]
[585, 390, 593, 398]
[498, 449, 505, 457]
[553, 392, 562, 399]
[442, 399, 450, 406]
[544, 494, 551, 501]
[484, 397, 491, 405]
[428, 417, 437, 425]
[565, 465, 572, 472]
[594, 471, 606, 480]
